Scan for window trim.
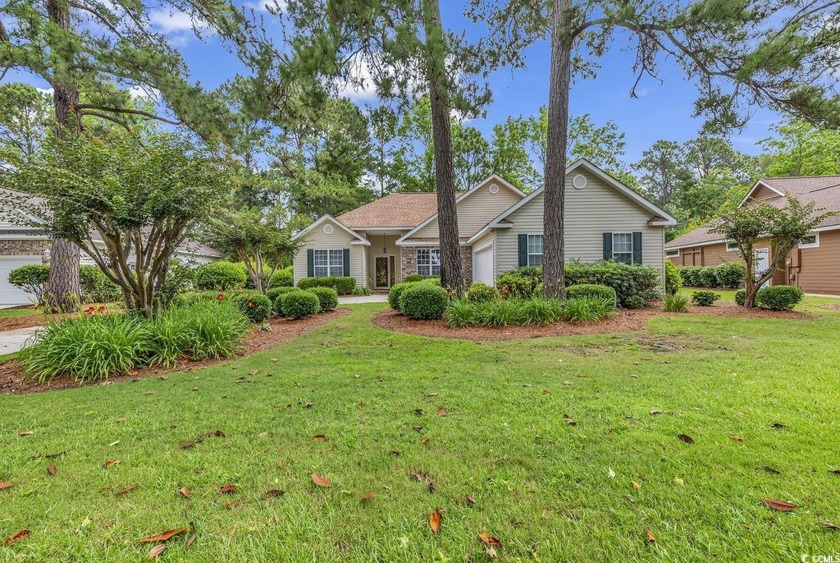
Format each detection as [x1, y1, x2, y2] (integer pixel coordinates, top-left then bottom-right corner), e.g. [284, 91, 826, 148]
[313, 249, 344, 277]
[527, 234, 543, 267]
[799, 232, 819, 249]
[416, 247, 441, 277]
[665, 248, 680, 258]
[612, 232, 633, 265]
[725, 241, 739, 252]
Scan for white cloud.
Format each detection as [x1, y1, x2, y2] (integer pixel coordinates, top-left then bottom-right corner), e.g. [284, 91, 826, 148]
[242, 0, 287, 13]
[148, 9, 211, 44]
[128, 85, 161, 101]
[337, 54, 381, 102]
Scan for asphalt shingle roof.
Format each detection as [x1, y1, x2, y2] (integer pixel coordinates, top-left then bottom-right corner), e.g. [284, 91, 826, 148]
[337, 193, 440, 229]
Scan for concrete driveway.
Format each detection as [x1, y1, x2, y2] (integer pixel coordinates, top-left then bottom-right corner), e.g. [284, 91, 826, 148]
[0, 327, 41, 355]
[338, 294, 388, 304]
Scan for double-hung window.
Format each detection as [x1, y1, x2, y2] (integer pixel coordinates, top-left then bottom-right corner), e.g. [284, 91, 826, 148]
[313, 249, 344, 277]
[612, 233, 633, 265]
[416, 248, 440, 276]
[527, 235, 543, 266]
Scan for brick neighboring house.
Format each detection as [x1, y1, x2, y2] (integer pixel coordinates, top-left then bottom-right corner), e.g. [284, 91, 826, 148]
[0, 193, 221, 306]
[292, 159, 676, 290]
[666, 175, 840, 294]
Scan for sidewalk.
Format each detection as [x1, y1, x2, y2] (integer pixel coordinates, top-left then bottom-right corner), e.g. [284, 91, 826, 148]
[338, 294, 389, 304]
[0, 327, 41, 355]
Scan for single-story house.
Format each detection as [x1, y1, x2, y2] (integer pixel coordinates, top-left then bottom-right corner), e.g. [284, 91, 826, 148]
[666, 175, 840, 294]
[292, 159, 677, 289]
[0, 198, 220, 306]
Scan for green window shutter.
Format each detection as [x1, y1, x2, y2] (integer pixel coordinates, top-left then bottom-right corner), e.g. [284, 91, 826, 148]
[306, 249, 314, 277]
[343, 248, 350, 276]
[632, 232, 643, 264]
[602, 233, 612, 261]
[518, 234, 528, 267]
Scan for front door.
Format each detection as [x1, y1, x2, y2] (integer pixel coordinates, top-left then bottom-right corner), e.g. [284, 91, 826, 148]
[375, 256, 391, 289]
[754, 248, 771, 288]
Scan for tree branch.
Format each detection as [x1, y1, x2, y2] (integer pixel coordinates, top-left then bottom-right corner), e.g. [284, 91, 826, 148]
[75, 104, 183, 126]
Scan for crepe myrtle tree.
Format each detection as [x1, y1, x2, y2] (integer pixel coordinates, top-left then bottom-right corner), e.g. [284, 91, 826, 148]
[201, 205, 299, 294]
[0, 128, 229, 317]
[472, 0, 840, 297]
[710, 197, 834, 308]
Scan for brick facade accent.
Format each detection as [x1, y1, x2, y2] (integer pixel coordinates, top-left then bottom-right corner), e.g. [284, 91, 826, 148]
[399, 245, 474, 286]
[0, 239, 49, 259]
[460, 246, 473, 286]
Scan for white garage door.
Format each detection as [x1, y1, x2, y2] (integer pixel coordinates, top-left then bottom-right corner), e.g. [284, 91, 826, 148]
[473, 243, 494, 286]
[0, 256, 41, 306]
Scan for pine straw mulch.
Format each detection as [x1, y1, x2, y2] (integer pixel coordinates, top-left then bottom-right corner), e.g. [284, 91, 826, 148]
[0, 308, 348, 395]
[371, 300, 813, 342]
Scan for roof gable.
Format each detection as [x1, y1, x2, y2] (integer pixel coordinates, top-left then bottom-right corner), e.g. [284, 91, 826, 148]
[292, 215, 371, 245]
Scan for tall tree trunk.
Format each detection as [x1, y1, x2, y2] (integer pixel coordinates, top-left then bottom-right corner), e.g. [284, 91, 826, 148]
[542, 0, 573, 298]
[46, 0, 81, 312]
[421, 0, 463, 292]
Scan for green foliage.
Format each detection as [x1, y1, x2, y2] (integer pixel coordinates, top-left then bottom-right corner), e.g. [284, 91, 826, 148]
[270, 287, 303, 314]
[471, 299, 526, 327]
[157, 261, 196, 310]
[679, 266, 701, 287]
[663, 294, 690, 313]
[760, 120, 840, 177]
[280, 291, 321, 319]
[715, 262, 746, 288]
[388, 282, 418, 311]
[755, 285, 804, 311]
[333, 276, 356, 295]
[8, 264, 50, 303]
[404, 274, 426, 283]
[698, 267, 719, 288]
[559, 297, 616, 323]
[565, 284, 617, 307]
[308, 287, 338, 311]
[399, 284, 448, 320]
[564, 262, 660, 308]
[351, 286, 372, 296]
[296, 276, 355, 294]
[79, 265, 122, 303]
[231, 293, 273, 323]
[269, 267, 294, 288]
[665, 261, 682, 295]
[691, 291, 720, 307]
[521, 296, 563, 325]
[444, 299, 475, 328]
[735, 289, 746, 306]
[623, 295, 649, 310]
[497, 270, 540, 298]
[195, 261, 248, 291]
[446, 295, 612, 327]
[465, 282, 498, 303]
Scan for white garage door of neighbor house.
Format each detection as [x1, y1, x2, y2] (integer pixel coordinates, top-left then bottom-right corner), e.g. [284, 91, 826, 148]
[473, 244, 494, 286]
[0, 256, 41, 307]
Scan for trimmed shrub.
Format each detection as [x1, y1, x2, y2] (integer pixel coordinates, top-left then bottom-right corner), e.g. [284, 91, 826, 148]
[352, 286, 372, 296]
[565, 284, 617, 307]
[679, 266, 702, 287]
[309, 287, 338, 311]
[281, 290, 321, 319]
[267, 286, 299, 302]
[268, 266, 294, 288]
[271, 287, 303, 314]
[389, 282, 418, 311]
[404, 274, 425, 283]
[715, 262, 746, 288]
[755, 285, 804, 311]
[665, 261, 682, 295]
[194, 261, 248, 291]
[558, 297, 615, 323]
[623, 295, 649, 310]
[465, 282, 498, 303]
[232, 292, 272, 323]
[691, 290, 720, 307]
[497, 272, 538, 298]
[565, 262, 660, 307]
[399, 283, 448, 320]
[698, 267, 719, 288]
[8, 264, 50, 303]
[735, 289, 746, 306]
[333, 276, 356, 295]
[663, 294, 689, 312]
[80, 265, 122, 303]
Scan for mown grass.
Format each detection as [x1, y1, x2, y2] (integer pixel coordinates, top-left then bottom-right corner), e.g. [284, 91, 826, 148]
[1, 298, 840, 561]
[0, 306, 39, 320]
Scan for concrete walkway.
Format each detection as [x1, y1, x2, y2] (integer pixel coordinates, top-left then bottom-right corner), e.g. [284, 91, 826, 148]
[0, 327, 41, 355]
[338, 294, 388, 304]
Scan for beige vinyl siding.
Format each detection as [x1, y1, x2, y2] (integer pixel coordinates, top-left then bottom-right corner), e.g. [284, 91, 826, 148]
[293, 218, 367, 287]
[411, 179, 523, 239]
[495, 170, 666, 284]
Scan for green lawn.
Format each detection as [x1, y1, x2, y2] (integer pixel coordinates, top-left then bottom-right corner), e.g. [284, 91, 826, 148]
[0, 306, 39, 320]
[1, 299, 839, 561]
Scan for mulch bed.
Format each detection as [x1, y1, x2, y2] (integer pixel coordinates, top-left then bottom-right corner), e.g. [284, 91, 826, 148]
[0, 308, 348, 395]
[371, 300, 813, 342]
[0, 308, 63, 331]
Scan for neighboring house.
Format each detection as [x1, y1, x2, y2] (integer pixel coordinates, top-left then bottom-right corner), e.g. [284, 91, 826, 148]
[0, 198, 221, 306]
[666, 175, 840, 294]
[293, 159, 676, 289]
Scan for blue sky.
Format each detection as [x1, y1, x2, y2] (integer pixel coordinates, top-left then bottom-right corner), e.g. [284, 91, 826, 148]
[5, 1, 782, 164]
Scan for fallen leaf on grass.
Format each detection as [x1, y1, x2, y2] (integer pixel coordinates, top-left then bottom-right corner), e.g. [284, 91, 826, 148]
[116, 417, 128, 422]
[479, 532, 501, 547]
[465, 495, 476, 506]
[420, 437, 429, 445]
[771, 422, 787, 429]
[631, 480, 641, 490]
[276, 458, 290, 469]
[224, 499, 243, 509]
[219, 484, 236, 494]
[649, 409, 663, 415]
[249, 370, 260, 375]
[312, 434, 326, 442]
[0, 482, 12, 490]
[179, 487, 191, 499]
[761, 498, 797, 512]
[673, 477, 684, 486]
[147, 543, 167, 559]
[429, 508, 442, 534]
[104, 459, 120, 469]
[361, 491, 375, 501]
[731, 435, 743, 441]
[116, 484, 138, 495]
[677, 434, 695, 444]
[821, 520, 839, 530]
[414, 409, 426, 416]
[45, 450, 69, 458]
[178, 441, 196, 449]
[761, 466, 781, 475]
[831, 469, 840, 476]
[186, 533, 197, 548]
[645, 528, 656, 544]
[261, 490, 286, 499]
[3, 530, 30, 546]
[48, 464, 57, 476]
[139, 527, 190, 543]
[389, 449, 400, 456]
[312, 473, 332, 488]
[18, 431, 34, 436]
